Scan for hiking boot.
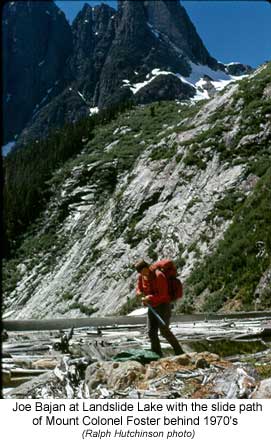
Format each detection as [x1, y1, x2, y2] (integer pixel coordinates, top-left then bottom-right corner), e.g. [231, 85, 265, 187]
[174, 347, 185, 355]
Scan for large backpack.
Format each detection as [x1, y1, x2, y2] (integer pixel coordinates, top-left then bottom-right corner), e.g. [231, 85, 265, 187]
[151, 259, 183, 301]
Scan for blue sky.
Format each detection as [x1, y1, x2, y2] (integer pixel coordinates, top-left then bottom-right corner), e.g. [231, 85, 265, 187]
[55, 1, 271, 67]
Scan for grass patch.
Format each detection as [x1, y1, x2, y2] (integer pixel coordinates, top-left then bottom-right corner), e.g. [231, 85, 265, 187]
[150, 143, 178, 161]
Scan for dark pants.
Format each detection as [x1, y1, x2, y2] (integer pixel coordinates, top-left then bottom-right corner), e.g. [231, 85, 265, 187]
[147, 303, 183, 357]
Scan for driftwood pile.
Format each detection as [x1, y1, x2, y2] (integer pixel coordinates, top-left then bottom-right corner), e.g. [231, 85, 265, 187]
[2, 313, 271, 399]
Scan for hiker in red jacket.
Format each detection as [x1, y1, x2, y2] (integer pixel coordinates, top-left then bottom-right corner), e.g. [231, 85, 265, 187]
[134, 259, 183, 357]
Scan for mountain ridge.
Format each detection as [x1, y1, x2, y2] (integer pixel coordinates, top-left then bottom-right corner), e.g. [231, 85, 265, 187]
[3, 0, 251, 148]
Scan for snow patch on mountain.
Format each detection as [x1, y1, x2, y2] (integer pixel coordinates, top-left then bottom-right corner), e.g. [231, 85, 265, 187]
[147, 22, 161, 40]
[89, 107, 99, 116]
[123, 69, 174, 94]
[78, 91, 87, 103]
[2, 141, 16, 156]
[123, 62, 248, 101]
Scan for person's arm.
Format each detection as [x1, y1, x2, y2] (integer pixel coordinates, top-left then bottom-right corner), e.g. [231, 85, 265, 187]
[147, 271, 170, 307]
[136, 275, 144, 297]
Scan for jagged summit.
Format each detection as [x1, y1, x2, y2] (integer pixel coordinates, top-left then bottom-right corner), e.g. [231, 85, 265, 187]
[70, 2, 116, 99]
[3, 0, 252, 148]
[144, 0, 216, 67]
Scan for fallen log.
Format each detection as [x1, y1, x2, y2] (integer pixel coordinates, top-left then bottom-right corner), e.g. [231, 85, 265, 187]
[10, 368, 49, 377]
[232, 328, 271, 340]
[4, 311, 271, 331]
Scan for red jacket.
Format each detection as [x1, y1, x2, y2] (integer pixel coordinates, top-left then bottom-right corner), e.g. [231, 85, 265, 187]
[136, 270, 170, 307]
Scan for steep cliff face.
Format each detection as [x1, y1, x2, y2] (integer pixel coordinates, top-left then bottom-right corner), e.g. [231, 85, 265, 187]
[97, 0, 153, 107]
[144, 0, 217, 67]
[97, 0, 219, 108]
[70, 3, 117, 101]
[3, 63, 271, 319]
[17, 3, 117, 145]
[2, 0, 73, 143]
[3, 0, 251, 148]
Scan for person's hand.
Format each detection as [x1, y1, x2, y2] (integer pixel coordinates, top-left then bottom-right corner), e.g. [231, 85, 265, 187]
[142, 296, 151, 305]
[136, 291, 144, 298]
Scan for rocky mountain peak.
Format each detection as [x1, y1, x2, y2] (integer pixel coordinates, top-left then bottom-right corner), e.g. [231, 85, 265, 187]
[3, 0, 72, 143]
[73, 2, 116, 27]
[91, 3, 117, 40]
[97, 0, 219, 108]
[3, 0, 252, 148]
[144, 0, 216, 68]
[71, 4, 95, 58]
[116, 0, 149, 40]
[71, 2, 116, 49]
[70, 1, 116, 101]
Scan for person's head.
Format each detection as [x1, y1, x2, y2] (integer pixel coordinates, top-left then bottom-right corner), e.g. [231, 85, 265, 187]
[134, 259, 150, 276]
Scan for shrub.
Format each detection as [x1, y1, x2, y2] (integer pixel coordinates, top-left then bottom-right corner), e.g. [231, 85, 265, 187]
[62, 292, 74, 301]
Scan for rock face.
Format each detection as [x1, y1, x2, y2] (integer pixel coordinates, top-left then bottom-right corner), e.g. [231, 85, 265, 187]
[69, 3, 117, 103]
[96, 0, 153, 108]
[3, 0, 250, 146]
[144, 0, 216, 67]
[2, 1, 73, 143]
[225, 62, 252, 76]
[135, 74, 195, 104]
[3, 62, 271, 319]
[10, 2, 117, 145]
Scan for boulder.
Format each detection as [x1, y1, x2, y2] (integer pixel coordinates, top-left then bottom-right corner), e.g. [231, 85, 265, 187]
[85, 360, 145, 393]
[251, 378, 271, 399]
